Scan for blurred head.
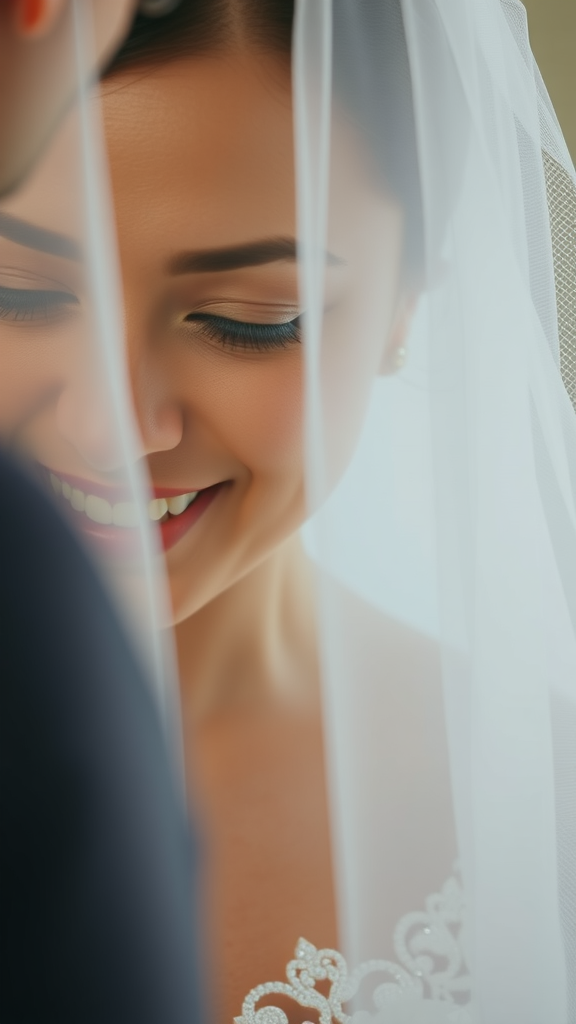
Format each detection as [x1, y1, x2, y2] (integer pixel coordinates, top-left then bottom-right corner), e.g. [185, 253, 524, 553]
[0, 0, 421, 623]
[0, 0, 138, 195]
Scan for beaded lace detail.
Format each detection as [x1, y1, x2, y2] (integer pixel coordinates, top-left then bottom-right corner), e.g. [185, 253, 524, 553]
[235, 872, 472, 1024]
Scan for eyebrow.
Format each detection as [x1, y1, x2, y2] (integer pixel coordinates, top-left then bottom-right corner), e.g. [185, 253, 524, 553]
[0, 212, 81, 261]
[168, 236, 345, 274]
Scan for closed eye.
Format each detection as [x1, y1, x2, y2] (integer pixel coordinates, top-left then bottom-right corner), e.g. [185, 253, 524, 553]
[184, 312, 301, 351]
[0, 285, 79, 323]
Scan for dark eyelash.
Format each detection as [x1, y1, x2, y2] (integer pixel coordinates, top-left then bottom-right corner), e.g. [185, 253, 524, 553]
[185, 312, 301, 351]
[0, 285, 79, 323]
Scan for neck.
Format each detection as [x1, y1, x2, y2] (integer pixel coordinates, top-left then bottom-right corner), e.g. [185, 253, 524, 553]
[175, 533, 318, 719]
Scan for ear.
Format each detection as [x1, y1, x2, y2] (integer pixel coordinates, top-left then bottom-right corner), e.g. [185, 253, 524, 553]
[378, 290, 419, 376]
[12, 0, 67, 37]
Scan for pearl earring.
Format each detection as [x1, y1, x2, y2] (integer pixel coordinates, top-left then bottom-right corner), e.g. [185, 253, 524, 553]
[394, 346, 407, 371]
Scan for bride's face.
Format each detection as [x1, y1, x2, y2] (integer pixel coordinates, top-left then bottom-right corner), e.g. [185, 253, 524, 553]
[0, 52, 403, 623]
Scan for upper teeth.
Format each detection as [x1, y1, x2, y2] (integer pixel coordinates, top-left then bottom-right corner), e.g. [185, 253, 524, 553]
[50, 472, 198, 527]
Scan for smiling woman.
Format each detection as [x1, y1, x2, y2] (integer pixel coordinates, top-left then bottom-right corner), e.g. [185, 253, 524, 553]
[99, 39, 343, 1015]
[2, 1, 576, 1022]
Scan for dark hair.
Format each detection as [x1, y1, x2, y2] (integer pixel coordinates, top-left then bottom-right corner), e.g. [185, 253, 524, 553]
[105, 0, 294, 70]
[105, 0, 424, 282]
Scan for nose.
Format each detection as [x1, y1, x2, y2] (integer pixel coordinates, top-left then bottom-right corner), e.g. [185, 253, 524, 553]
[55, 358, 132, 472]
[129, 348, 184, 458]
[56, 306, 185, 472]
[56, 356, 183, 475]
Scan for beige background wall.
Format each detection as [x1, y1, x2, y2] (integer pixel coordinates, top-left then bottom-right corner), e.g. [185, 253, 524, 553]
[523, 0, 576, 159]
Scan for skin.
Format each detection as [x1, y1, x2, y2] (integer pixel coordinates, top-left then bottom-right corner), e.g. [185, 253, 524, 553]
[0, 47, 427, 1022]
[101, 55, 407, 624]
[0, 0, 138, 196]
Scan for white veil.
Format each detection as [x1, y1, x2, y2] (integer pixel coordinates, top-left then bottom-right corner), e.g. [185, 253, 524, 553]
[290, 0, 576, 1021]
[3, 1, 576, 1020]
[0, 1, 178, 736]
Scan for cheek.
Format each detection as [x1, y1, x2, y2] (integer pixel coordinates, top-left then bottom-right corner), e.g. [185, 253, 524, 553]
[0, 336, 61, 435]
[205, 353, 304, 478]
[0, 323, 94, 441]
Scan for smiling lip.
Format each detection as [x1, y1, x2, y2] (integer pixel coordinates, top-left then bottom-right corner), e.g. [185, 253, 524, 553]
[157, 483, 223, 551]
[40, 467, 201, 503]
[40, 465, 226, 558]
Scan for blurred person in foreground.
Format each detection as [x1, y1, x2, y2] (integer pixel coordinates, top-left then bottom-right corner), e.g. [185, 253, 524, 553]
[0, 2, 202, 1022]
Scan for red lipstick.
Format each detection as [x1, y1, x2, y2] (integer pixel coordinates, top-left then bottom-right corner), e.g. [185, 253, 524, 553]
[159, 483, 222, 551]
[39, 465, 226, 559]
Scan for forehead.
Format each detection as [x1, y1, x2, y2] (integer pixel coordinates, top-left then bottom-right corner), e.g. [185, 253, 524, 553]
[101, 56, 296, 256]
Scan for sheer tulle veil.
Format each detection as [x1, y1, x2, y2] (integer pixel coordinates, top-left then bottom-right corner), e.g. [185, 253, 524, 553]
[2, 1, 576, 1021]
[294, 0, 576, 1021]
[0, 1, 181, 745]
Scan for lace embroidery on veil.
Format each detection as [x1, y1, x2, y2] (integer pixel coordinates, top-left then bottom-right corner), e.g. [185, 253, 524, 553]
[235, 871, 472, 1024]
